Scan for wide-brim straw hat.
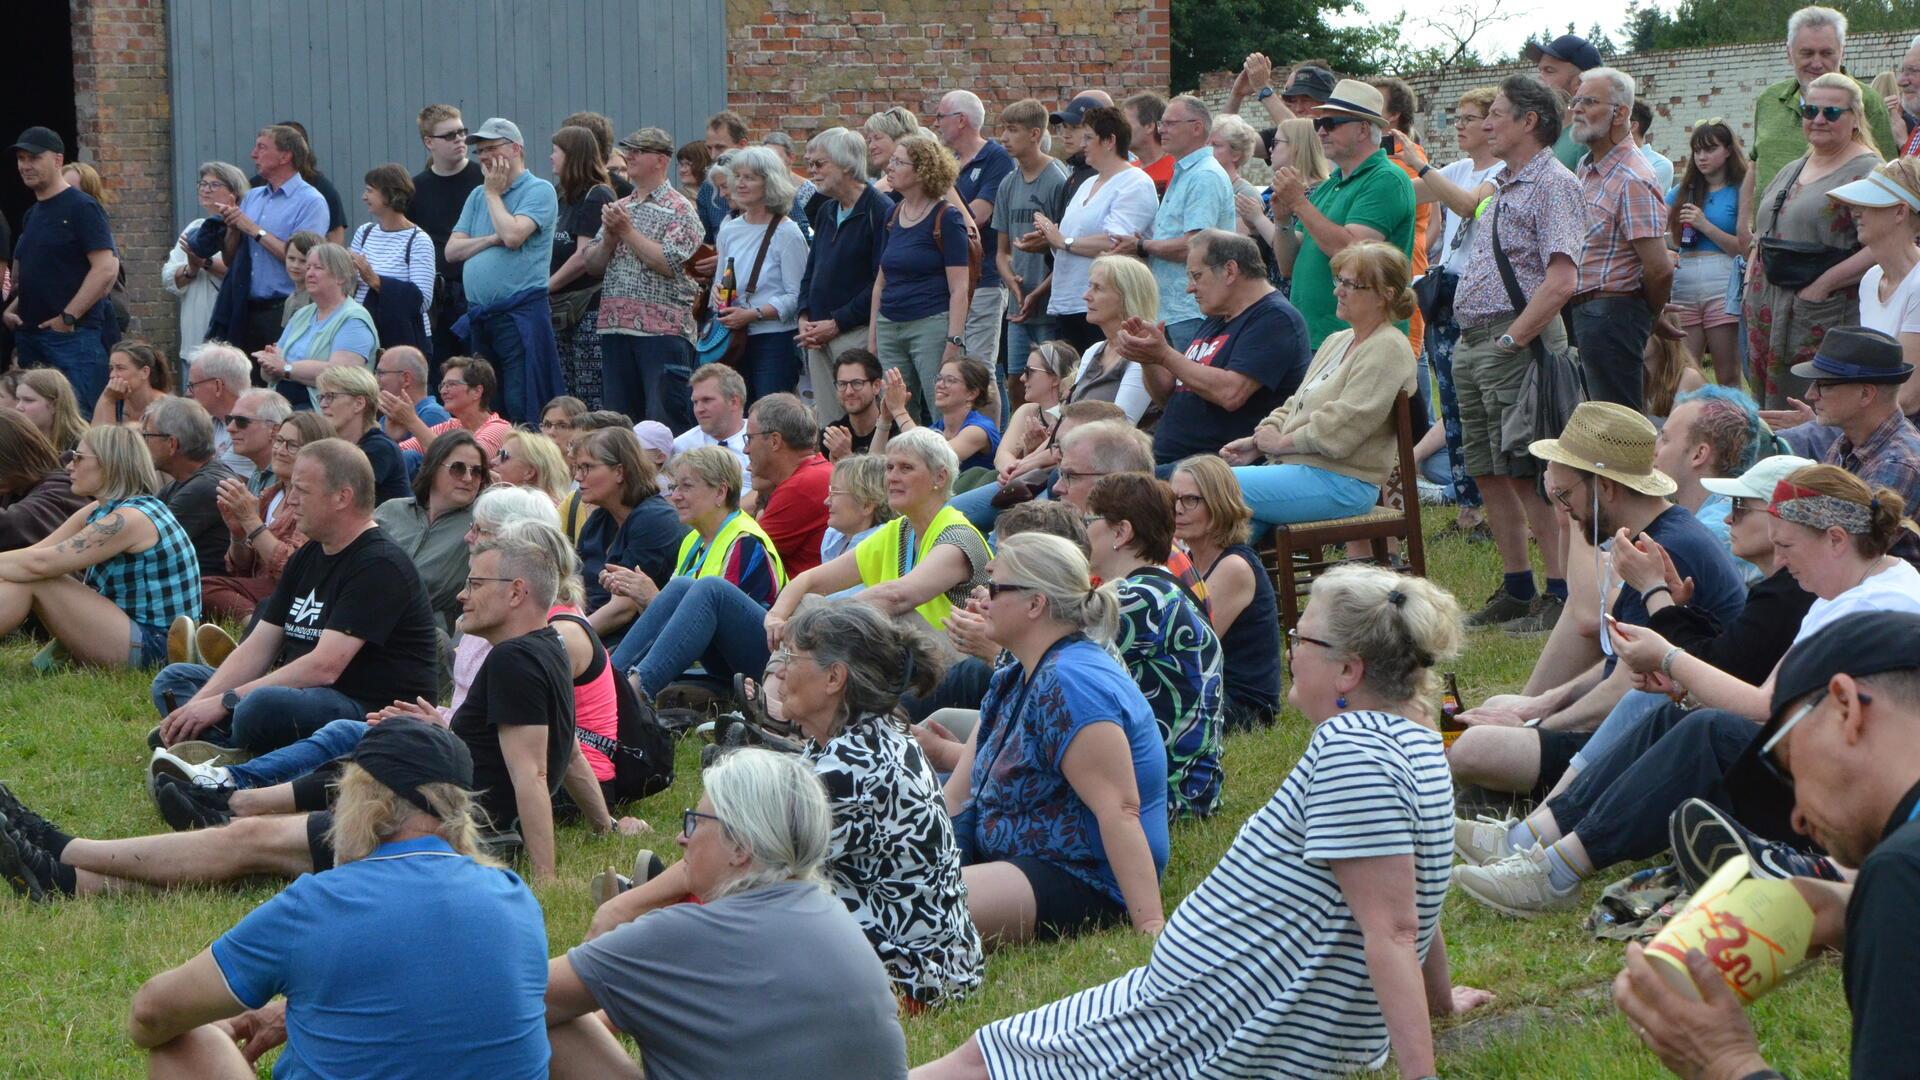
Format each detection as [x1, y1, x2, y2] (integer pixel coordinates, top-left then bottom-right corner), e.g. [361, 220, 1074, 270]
[1528, 401, 1676, 497]
[1313, 80, 1389, 127]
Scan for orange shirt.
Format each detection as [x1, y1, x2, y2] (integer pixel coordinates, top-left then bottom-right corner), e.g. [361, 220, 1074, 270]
[1388, 158, 1430, 352]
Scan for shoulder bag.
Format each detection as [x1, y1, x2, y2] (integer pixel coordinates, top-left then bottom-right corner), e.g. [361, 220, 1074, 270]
[711, 219, 780, 371]
[1757, 158, 1858, 292]
[1490, 202, 1588, 457]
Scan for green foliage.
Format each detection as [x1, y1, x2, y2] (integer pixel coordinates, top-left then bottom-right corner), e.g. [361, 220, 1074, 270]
[1170, 0, 1387, 90]
[1620, 0, 1917, 53]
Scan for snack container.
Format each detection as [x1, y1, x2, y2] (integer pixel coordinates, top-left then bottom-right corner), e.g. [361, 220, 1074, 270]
[1645, 854, 1814, 1004]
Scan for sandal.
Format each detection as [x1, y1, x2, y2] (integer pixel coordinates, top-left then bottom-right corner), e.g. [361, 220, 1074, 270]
[733, 673, 797, 737]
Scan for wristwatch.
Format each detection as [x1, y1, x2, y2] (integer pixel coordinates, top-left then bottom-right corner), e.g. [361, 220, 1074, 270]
[945, 335, 965, 348]
[1417, 162, 1433, 178]
[58, 311, 77, 327]
[1060, 235, 1076, 251]
[1497, 333, 1518, 349]
[254, 228, 267, 241]
[221, 689, 242, 715]
[1256, 86, 1275, 102]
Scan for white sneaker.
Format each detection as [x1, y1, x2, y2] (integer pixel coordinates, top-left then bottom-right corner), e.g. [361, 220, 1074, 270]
[1454, 815, 1522, 866]
[1451, 846, 1580, 918]
[148, 747, 232, 793]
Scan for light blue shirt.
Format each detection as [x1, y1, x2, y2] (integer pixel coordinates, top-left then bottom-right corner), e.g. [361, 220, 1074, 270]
[1149, 147, 1235, 326]
[1638, 144, 1675, 195]
[241, 173, 329, 300]
[452, 170, 559, 306]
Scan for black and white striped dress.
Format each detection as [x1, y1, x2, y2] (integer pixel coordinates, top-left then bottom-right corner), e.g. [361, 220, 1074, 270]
[974, 710, 1454, 1079]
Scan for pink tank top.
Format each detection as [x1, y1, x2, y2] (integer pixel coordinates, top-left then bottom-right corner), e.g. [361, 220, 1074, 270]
[549, 604, 619, 781]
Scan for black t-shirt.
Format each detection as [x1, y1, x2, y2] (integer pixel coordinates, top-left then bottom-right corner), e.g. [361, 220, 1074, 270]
[160, 460, 238, 577]
[552, 184, 617, 276]
[260, 527, 439, 707]
[818, 417, 878, 457]
[1151, 290, 1311, 464]
[14, 186, 116, 326]
[451, 626, 576, 829]
[411, 161, 486, 286]
[1846, 780, 1920, 1078]
[357, 427, 411, 505]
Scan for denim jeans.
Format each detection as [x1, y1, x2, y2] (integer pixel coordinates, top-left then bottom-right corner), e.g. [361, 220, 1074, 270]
[1569, 689, 1670, 773]
[1424, 310, 1482, 508]
[902, 656, 995, 723]
[16, 326, 108, 413]
[1229, 463, 1379, 539]
[226, 718, 368, 789]
[465, 308, 538, 424]
[150, 663, 372, 754]
[607, 576, 773, 697]
[738, 329, 800, 405]
[1163, 317, 1205, 356]
[601, 332, 694, 430]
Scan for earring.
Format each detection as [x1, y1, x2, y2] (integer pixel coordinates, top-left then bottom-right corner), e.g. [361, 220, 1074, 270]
[1336, 696, 1348, 710]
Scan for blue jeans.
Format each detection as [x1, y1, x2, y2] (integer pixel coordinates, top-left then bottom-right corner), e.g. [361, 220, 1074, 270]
[1424, 312, 1482, 508]
[1569, 689, 1670, 774]
[1229, 463, 1379, 539]
[607, 576, 773, 697]
[466, 308, 538, 424]
[16, 326, 109, 413]
[149, 663, 371, 754]
[226, 718, 368, 789]
[601, 333, 693, 429]
[738, 329, 800, 406]
[1163, 317, 1205, 356]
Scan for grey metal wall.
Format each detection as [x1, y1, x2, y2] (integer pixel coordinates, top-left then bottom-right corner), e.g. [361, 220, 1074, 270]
[165, 0, 727, 232]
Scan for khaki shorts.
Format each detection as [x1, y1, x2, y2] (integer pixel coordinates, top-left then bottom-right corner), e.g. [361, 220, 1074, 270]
[1452, 316, 1568, 478]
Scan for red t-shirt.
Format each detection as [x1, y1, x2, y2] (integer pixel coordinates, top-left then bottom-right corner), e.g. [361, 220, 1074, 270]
[757, 454, 833, 576]
[1139, 154, 1175, 196]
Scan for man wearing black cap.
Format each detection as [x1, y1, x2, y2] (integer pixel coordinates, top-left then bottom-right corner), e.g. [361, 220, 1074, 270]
[1615, 610, 1920, 1080]
[1780, 326, 1920, 510]
[1523, 34, 1603, 171]
[2, 126, 118, 410]
[1223, 53, 1336, 130]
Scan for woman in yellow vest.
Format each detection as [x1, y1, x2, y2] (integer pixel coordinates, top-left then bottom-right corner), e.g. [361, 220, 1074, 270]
[765, 427, 991, 649]
[603, 446, 788, 701]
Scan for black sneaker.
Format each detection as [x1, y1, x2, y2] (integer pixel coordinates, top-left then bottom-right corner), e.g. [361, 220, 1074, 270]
[0, 781, 67, 855]
[155, 774, 233, 832]
[1668, 798, 1839, 891]
[1465, 587, 1535, 628]
[1504, 593, 1566, 637]
[0, 813, 47, 901]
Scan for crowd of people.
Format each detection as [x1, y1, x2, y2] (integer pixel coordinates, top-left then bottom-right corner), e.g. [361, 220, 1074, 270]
[0, 7, 1917, 1077]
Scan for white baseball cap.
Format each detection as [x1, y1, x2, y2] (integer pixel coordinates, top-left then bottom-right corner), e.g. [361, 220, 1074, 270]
[1700, 454, 1818, 500]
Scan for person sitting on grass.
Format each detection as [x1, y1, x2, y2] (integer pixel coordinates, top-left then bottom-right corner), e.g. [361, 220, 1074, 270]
[913, 565, 1493, 1080]
[820, 452, 893, 567]
[0, 424, 200, 669]
[110, 720, 551, 1080]
[0, 407, 87, 552]
[572, 425, 687, 646]
[545, 749, 909, 1079]
[201, 411, 333, 624]
[149, 439, 439, 754]
[314, 364, 409, 504]
[889, 356, 1003, 474]
[1170, 454, 1280, 731]
[373, 428, 490, 637]
[589, 601, 985, 1008]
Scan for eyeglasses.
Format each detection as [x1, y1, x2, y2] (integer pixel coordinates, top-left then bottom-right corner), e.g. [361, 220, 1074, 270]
[185, 374, 225, 391]
[1311, 116, 1362, 133]
[1285, 627, 1338, 657]
[540, 418, 574, 431]
[1453, 114, 1486, 127]
[803, 157, 829, 169]
[933, 374, 963, 387]
[442, 461, 485, 480]
[195, 179, 228, 191]
[139, 429, 171, 442]
[983, 581, 1031, 598]
[1758, 689, 1877, 787]
[316, 392, 341, 407]
[1569, 95, 1620, 110]
[1333, 275, 1372, 293]
[429, 128, 469, 142]
[59, 450, 81, 466]
[1080, 514, 1108, 530]
[494, 448, 514, 463]
[1173, 493, 1205, 512]
[833, 378, 873, 391]
[224, 414, 256, 429]
[440, 381, 469, 393]
[1056, 469, 1109, 486]
[572, 460, 606, 477]
[463, 574, 517, 591]
[1797, 101, 1851, 122]
[930, 111, 963, 122]
[743, 429, 774, 443]
[1156, 116, 1203, 129]
[682, 809, 726, 839]
[663, 482, 711, 495]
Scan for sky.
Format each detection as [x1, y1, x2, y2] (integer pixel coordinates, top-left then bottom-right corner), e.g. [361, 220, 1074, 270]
[1334, 0, 1676, 67]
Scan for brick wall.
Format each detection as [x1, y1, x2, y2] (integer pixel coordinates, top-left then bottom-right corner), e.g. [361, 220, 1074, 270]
[724, 0, 1169, 141]
[72, 0, 174, 357]
[1196, 29, 1916, 168]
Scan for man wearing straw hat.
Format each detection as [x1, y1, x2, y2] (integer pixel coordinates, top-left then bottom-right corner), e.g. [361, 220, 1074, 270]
[1449, 402, 1748, 799]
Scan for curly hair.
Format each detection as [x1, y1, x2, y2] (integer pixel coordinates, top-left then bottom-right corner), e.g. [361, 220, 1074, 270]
[893, 134, 959, 199]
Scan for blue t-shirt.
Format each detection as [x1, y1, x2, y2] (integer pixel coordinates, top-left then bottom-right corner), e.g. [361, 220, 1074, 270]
[1665, 183, 1740, 255]
[1151, 290, 1312, 465]
[275, 304, 377, 363]
[954, 139, 1015, 289]
[1607, 504, 1748, 668]
[878, 203, 970, 323]
[13, 186, 116, 326]
[453, 171, 559, 305]
[576, 496, 688, 614]
[209, 836, 549, 1080]
[932, 409, 1002, 471]
[967, 635, 1171, 904]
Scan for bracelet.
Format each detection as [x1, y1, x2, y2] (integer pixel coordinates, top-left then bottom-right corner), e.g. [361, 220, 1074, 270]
[246, 523, 270, 542]
[1660, 646, 1684, 677]
[1417, 162, 1433, 178]
[1643, 583, 1671, 602]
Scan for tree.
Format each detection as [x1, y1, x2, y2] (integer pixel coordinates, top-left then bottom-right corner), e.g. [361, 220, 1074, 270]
[1616, 0, 1913, 53]
[1376, 0, 1525, 75]
[1170, 0, 1388, 89]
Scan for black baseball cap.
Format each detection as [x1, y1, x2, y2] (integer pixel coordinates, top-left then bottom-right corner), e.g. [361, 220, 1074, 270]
[1281, 66, 1337, 103]
[1050, 95, 1106, 126]
[351, 718, 474, 813]
[11, 127, 64, 156]
[1764, 611, 1920, 732]
[1523, 34, 1604, 72]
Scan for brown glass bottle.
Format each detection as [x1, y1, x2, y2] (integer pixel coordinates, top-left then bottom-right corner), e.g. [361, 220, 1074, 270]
[1440, 672, 1466, 748]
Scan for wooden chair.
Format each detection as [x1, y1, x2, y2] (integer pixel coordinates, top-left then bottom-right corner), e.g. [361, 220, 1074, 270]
[1260, 391, 1426, 632]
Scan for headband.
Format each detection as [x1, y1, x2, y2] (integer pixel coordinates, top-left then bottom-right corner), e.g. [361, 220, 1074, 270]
[1768, 479, 1874, 534]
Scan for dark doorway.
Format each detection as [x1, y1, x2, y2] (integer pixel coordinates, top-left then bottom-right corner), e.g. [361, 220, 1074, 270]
[0, 5, 78, 248]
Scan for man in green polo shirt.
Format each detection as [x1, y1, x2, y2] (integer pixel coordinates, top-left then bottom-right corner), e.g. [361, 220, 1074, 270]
[1748, 5, 1898, 200]
[1269, 79, 1415, 348]
[1523, 34, 1603, 171]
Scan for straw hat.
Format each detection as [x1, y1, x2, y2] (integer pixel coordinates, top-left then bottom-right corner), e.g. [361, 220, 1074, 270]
[1313, 80, 1389, 128]
[1527, 401, 1676, 496]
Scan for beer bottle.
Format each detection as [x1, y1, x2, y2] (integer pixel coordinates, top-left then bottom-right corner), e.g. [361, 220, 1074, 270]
[1440, 672, 1466, 748]
[718, 258, 738, 309]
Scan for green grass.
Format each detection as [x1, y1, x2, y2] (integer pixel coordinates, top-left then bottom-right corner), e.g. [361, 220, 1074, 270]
[0, 510, 1852, 1077]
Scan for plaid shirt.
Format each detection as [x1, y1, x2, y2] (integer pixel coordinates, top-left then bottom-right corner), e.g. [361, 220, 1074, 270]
[84, 495, 202, 626]
[1574, 138, 1667, 295]
[598, 181, 704, 342]
[1824, 410, 1920, 512]
[1453, 148, 1586, 329]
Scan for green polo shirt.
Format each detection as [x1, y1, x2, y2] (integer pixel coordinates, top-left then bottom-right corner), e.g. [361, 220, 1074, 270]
[1291, 147, 1415, 348]
[1750, 73, 1897, 200]
[1551, 125, 1584, 171]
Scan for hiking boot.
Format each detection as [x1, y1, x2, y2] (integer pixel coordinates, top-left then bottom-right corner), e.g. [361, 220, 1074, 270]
[0, 814, 48, 902]
[1464, 587, 1534, 628]
[589, 848, 666, 907]
[1452, 846, 1581, 918]
[1668, 798, 1839, 891]
[1454, 815, 1522, 866]
[167, 615, 200, 666]
[0, 781, 66, 856]
[155, 774, 233, 832]
[1503, 593, 1565, 637]
[195, 624, 238, 668]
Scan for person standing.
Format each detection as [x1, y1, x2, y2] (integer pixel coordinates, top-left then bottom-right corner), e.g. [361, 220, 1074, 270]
[934, 90, 1014, 372]
[1132, 96, 1235, 355]
[412, 104, 485, 370]
[444, 118, 561, 426]
[3, 126, 119, 411]
[585, 128, 704, 433]
[796, 128, 889, 425]
[991, 100, 1069, 415]
[1747, 6, 1898, 198]
[1123, 93, 1174, 195]
[546, 126, 618, 411]
[1522, 33, 1605, 171]
[212, 126, 330, 362]
[1629, 103, 1675, 192]
[707, 146, 809, 404]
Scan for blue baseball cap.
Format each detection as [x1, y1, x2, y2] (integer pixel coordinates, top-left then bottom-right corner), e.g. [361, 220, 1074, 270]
[1524, 34, 1604, 72]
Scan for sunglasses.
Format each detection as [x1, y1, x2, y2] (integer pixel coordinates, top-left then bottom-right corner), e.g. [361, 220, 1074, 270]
[224, 414, 256, 429]
[1797, 102, 1851, 122]
[442, 461, 485, 480]
[1689, 116, 1728, 131]
[983, 581, 1031, 598]
[430, 129, 469, 142]
[1312, 116, 1362, 133]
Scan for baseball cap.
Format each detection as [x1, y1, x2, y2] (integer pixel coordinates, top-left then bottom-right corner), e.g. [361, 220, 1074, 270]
[1764, 611, 1920, 730]
[351, 718, 475, 813]
[632, 420, 675, 459]
[1050, 95, 1106, 126]
[1523, 34, 1604, 72]
[1281, 66, 1337, 103]
[10, 127, 64, 156]
[465, 118, 524, 147]
[1700, 455, 1816, 501]
[617, 127, 675, 155]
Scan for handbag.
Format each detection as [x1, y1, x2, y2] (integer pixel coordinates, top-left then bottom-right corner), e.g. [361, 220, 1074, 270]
[1413, 269, 1457, 327]
[718, 220, 780, 370]
[1488, 203, 1588, 457]
[549, 284, 600, 333]
[1757, 159, 1858, 291]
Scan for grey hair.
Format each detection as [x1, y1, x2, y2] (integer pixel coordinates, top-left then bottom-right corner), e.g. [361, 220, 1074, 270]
[725, 146, 798, 215]
[491, 517, 582, 608]
[472, 483, 561, 534]
[1787, 5, 1846, 50]
[1211, 114, 1258, 165]
[196, 161, 249, 201]
[760, 131, 796, 154]
[670, 444, 744, 509]
[1168, 94, 1213, 128]
[1910, 32, 1920, 53]
[471, 529, 561, 610]
[1499, 74, 1565, 147]
[884, 426, 959, 499]
[1062, 420, 1152, 475]
[1194, 228, 1268, 280]
[942, 90, 986, 130]
[991, 532, 1120, 645]
[187, 341, 251, 394]
[235, 388, 292, 427]
[1307, 564, 1464, 716]
[865, 106, 921, 141]
[831, 453, 895, 524]
[145, 396, 216, 462]
[749, 392, 819, 452]
[1584, 66, 1637, 110]
[305, 242, 354, 290]
[700, 748, 833, 901]
[785, 599, 944, 728]
[808, 127, 869, 182]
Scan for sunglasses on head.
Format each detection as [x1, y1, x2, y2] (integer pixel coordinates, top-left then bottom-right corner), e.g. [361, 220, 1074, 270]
[1797, 101, 1851, 122]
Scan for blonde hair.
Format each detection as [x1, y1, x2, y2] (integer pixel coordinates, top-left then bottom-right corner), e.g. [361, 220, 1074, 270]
[502, 431, 571, 504]
[325, 764, 499, 867]
[864, 106, 920, 142]
[80, 424, 161, 501]
[17, 369, 87, 453]
[315, 364, 380, 420]
[1330, 241, 1416, 322]
[1090, 254, 1159, 324]
[1872, 158, 1920, 232]
[1804, 72, 1882, 159]
[1172, 454, 1253, 547]
[991, 532, 1120, 645]
[1781, 464, 1919, 557]
[1275, 117, 1332, 187]
[1308, 564, 1464, 715]
[831, 454, 895, 525]
[670, 444, 745, 509]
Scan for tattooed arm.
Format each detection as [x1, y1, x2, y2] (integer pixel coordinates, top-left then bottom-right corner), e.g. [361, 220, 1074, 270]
[0, 505, 159, 582]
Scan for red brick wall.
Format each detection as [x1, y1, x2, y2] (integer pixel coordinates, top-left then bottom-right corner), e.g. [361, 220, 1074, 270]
[72, 0, 174, 355]
[724, 0, 1170, 141]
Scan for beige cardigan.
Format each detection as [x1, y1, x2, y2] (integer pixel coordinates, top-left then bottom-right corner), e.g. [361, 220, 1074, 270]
[1252, 326, 1416, 486]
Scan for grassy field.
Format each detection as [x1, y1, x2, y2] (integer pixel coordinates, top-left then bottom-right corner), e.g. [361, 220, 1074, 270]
[0, 509, 1852, 1077]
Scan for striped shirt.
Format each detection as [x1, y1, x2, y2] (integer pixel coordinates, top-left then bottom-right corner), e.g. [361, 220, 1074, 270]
[975, 711, 1453, 1079]
[1573, 138, 1667, 295]
[84, 495, 202, 628]
[348, 223, 435, 338]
